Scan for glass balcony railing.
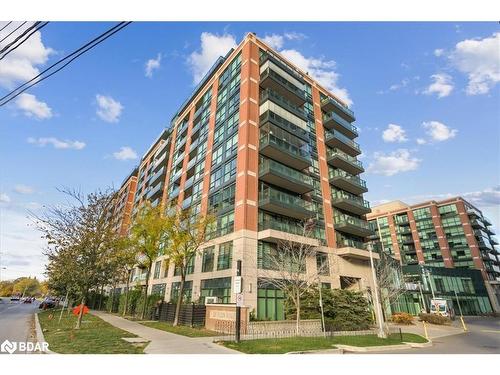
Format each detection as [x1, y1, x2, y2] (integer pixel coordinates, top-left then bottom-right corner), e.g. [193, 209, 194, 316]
[260, 68, 306, 104]
[260, 133, 310, 161]
[146, 182, 163, 199]
[321, 96, 355, 121]
[323, 111, 358, 135]
[331, 190, 370, 210]
[328, 169, 367, 190]
[259, 158, 312, 186]
[325, 129, 361, 153]
[259, 185, 313, 214]
[260, 89, 306, 120]
[184, 175, 195, 190]
[336, 237, 366, 250]
[149, 166, 165, 184]
[326, 147, 363, 170]
[334, 214, 371, 231]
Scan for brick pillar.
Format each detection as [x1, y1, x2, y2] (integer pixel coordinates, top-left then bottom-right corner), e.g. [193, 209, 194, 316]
[200, 81, 219, 215]
[311, 85, 336, 248]
[234, 38, 260, 232]
[161, 130, 177, 207]
[455, 200, 488, 279]
[407, 210, 425, 264]
[387, 214, 402, 262]
[429, 204, 454, 268]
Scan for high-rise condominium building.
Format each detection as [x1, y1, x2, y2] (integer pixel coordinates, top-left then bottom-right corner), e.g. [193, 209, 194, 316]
[112, 33, 377, 320]
[367, 198, 500, 313]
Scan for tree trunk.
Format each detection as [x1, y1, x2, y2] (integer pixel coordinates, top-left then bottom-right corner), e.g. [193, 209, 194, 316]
[109, 282, 116, 313]
[173, 272, 186, 327]
[76, 295, 86, 329]
[123, 276, 130, 316]
[140, 266, 151, 320]
[295, 292, 301, 335]
[98, 285, 104, 310]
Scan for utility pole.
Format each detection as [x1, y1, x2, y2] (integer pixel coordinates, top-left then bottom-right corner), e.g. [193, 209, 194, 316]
[454, 290, 468, 331]
[367, 242, 386, 338]
[418, 281, 427, 313]
[317, 279, 326, 338]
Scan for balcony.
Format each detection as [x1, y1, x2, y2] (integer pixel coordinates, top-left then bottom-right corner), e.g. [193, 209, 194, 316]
[329, 169, 367, 195]
[149, 166, 165, 185]
[326, 148, 364, 175]
[331, 190, 371, 215]
[146, 182, 163, 200]
[260, 68, 306, 106]
[483, 252, 499, 263]
[169, 186, 180, 200]
[325, 129, 361, 156]
[471, 218, 486, 229]
[323, 111, 358, 138]
[483, 217, 493, 226]
[260, 89, 306, 120]
[259, 186, 315, 220]
[320, 96, 355, 122]
[336, 246, 379, 261]
[490, 236, 499, 245]
[259, 133, 311, 170]
[184, 175, 195, 190]
[181, 196, 193, 210]
[334, 214, 373, 237]
[477, 237, 494, 251]
[260, 110, 309, 141]
[259, 158, 313, 194]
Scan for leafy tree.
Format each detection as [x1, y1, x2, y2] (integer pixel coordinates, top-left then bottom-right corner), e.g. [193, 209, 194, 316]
[33, 188, 121, 329]
[13, 277, 41, 296]
[164, 206, 214, 326]
[286, 288, 373, 331]
[128, 201, 171, 320]
[0, 281, 14, 296]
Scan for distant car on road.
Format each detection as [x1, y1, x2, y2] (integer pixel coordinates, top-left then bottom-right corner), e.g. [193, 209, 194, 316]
[39, 298, 56, 309]
[23, 297, 34, 303]
[10, 295, 21, 301]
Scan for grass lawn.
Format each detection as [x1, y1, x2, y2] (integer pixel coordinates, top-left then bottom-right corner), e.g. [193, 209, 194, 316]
[38, 309, 147, 354]
[141, 321, 218, 337]
[221, 333, 427, 354]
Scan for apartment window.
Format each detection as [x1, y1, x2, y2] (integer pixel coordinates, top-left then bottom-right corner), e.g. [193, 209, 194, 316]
[316, 252, 330, 276]
[208, 183, 235, 212]
[174, 256, 195, 276]
[212, 145, 224, 166]
[257, 281, 285, 321]
[217, 242, 233, 270]
[200, 277, 231, 304]
[170, 281, 192, 303]
[151, 283, 166, 297]
[413, 207, 431, 220]
[202, 246, 215, 272]
[153, 260, 162, 279]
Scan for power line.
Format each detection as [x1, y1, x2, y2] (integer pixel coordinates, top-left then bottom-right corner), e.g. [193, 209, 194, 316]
[0, 21, 27, 45]
[0, 21, 13, 33]
[0, 22, 131, 107]
[0, 22, 49, 62]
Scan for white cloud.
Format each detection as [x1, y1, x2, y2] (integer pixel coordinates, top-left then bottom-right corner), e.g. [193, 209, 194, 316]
[262, 34, 284, 50]
[389, 78, 410, 91]
[422, 121, 457, 142]
[462, 185, 500, 207]
[96, 94, 123, 123]
[416, 138, 427, 145]
[145, 53, 161, 78]
[188, 32, 237, 84]
[0, 193, 11, 203]
[14, 184, 34, 194]
[0, 22, 53, 89]
[434, 49, 444, 57]
[262, 32, 306, 50]
[27, 137, 86, 150]
[280, 49, 352, 106]
[113, 146, 138, 161]
[382, 124, 408, 143]
[449, 32, 500, 95]
[15, 93, 53, 119]
[423, 73, 454, 98]
[368, 149, 420, 176]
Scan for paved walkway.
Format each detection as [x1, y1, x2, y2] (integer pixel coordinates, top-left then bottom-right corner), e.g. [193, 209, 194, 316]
[91, 311, 239, 354]
[389, 319, 465, 340]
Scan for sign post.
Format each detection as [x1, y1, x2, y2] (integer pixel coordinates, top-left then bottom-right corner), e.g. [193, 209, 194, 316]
[235, 260, 242, 343]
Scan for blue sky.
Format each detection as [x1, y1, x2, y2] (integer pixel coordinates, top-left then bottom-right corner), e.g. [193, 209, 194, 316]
[0, 22, 498, 280]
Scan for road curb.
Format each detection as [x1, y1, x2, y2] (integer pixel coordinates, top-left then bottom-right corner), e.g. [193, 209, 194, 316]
[335, 340, 431, 352]
[285, 348, 344, 355]
[35, 313, 57, 354]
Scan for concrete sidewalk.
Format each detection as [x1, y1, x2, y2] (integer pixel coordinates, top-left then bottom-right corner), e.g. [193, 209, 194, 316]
[389, 319, 465, 339]
[92, 311, 239, 354]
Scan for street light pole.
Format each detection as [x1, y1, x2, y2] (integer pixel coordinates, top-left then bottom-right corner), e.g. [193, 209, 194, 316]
[424, 269, 435, 299]
[367, 242, 386, 338]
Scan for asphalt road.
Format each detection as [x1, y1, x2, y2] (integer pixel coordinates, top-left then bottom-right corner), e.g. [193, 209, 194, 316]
[372, 317, 500, 354]
[0, 298, 39, 354]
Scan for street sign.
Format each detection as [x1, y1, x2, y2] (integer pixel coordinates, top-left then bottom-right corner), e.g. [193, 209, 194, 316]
[236, 293, 244, 307]
[234, 276, 242, 294]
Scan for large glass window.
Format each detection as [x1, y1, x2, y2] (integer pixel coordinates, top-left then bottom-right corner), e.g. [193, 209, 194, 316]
[153, 260, 162, 279]
[170, 281, 192, 302]
[217, 241, 233, 270]
[200, 277, 231, 304]
[257, 281, 285, 320]
[202, 246, 215, 272]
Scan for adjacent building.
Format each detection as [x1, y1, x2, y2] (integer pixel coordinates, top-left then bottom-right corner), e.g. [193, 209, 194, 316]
[367, 198, 500, 313]
[111, 33, 378, 320]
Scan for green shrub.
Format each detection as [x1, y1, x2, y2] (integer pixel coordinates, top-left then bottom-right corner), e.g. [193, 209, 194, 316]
[285, 288, 373, 331]
[391, 312, 414, 325]
[418, 313, 451, 325]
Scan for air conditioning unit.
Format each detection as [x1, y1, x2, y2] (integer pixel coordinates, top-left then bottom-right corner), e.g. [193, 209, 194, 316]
[205, 296, 219, 304]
